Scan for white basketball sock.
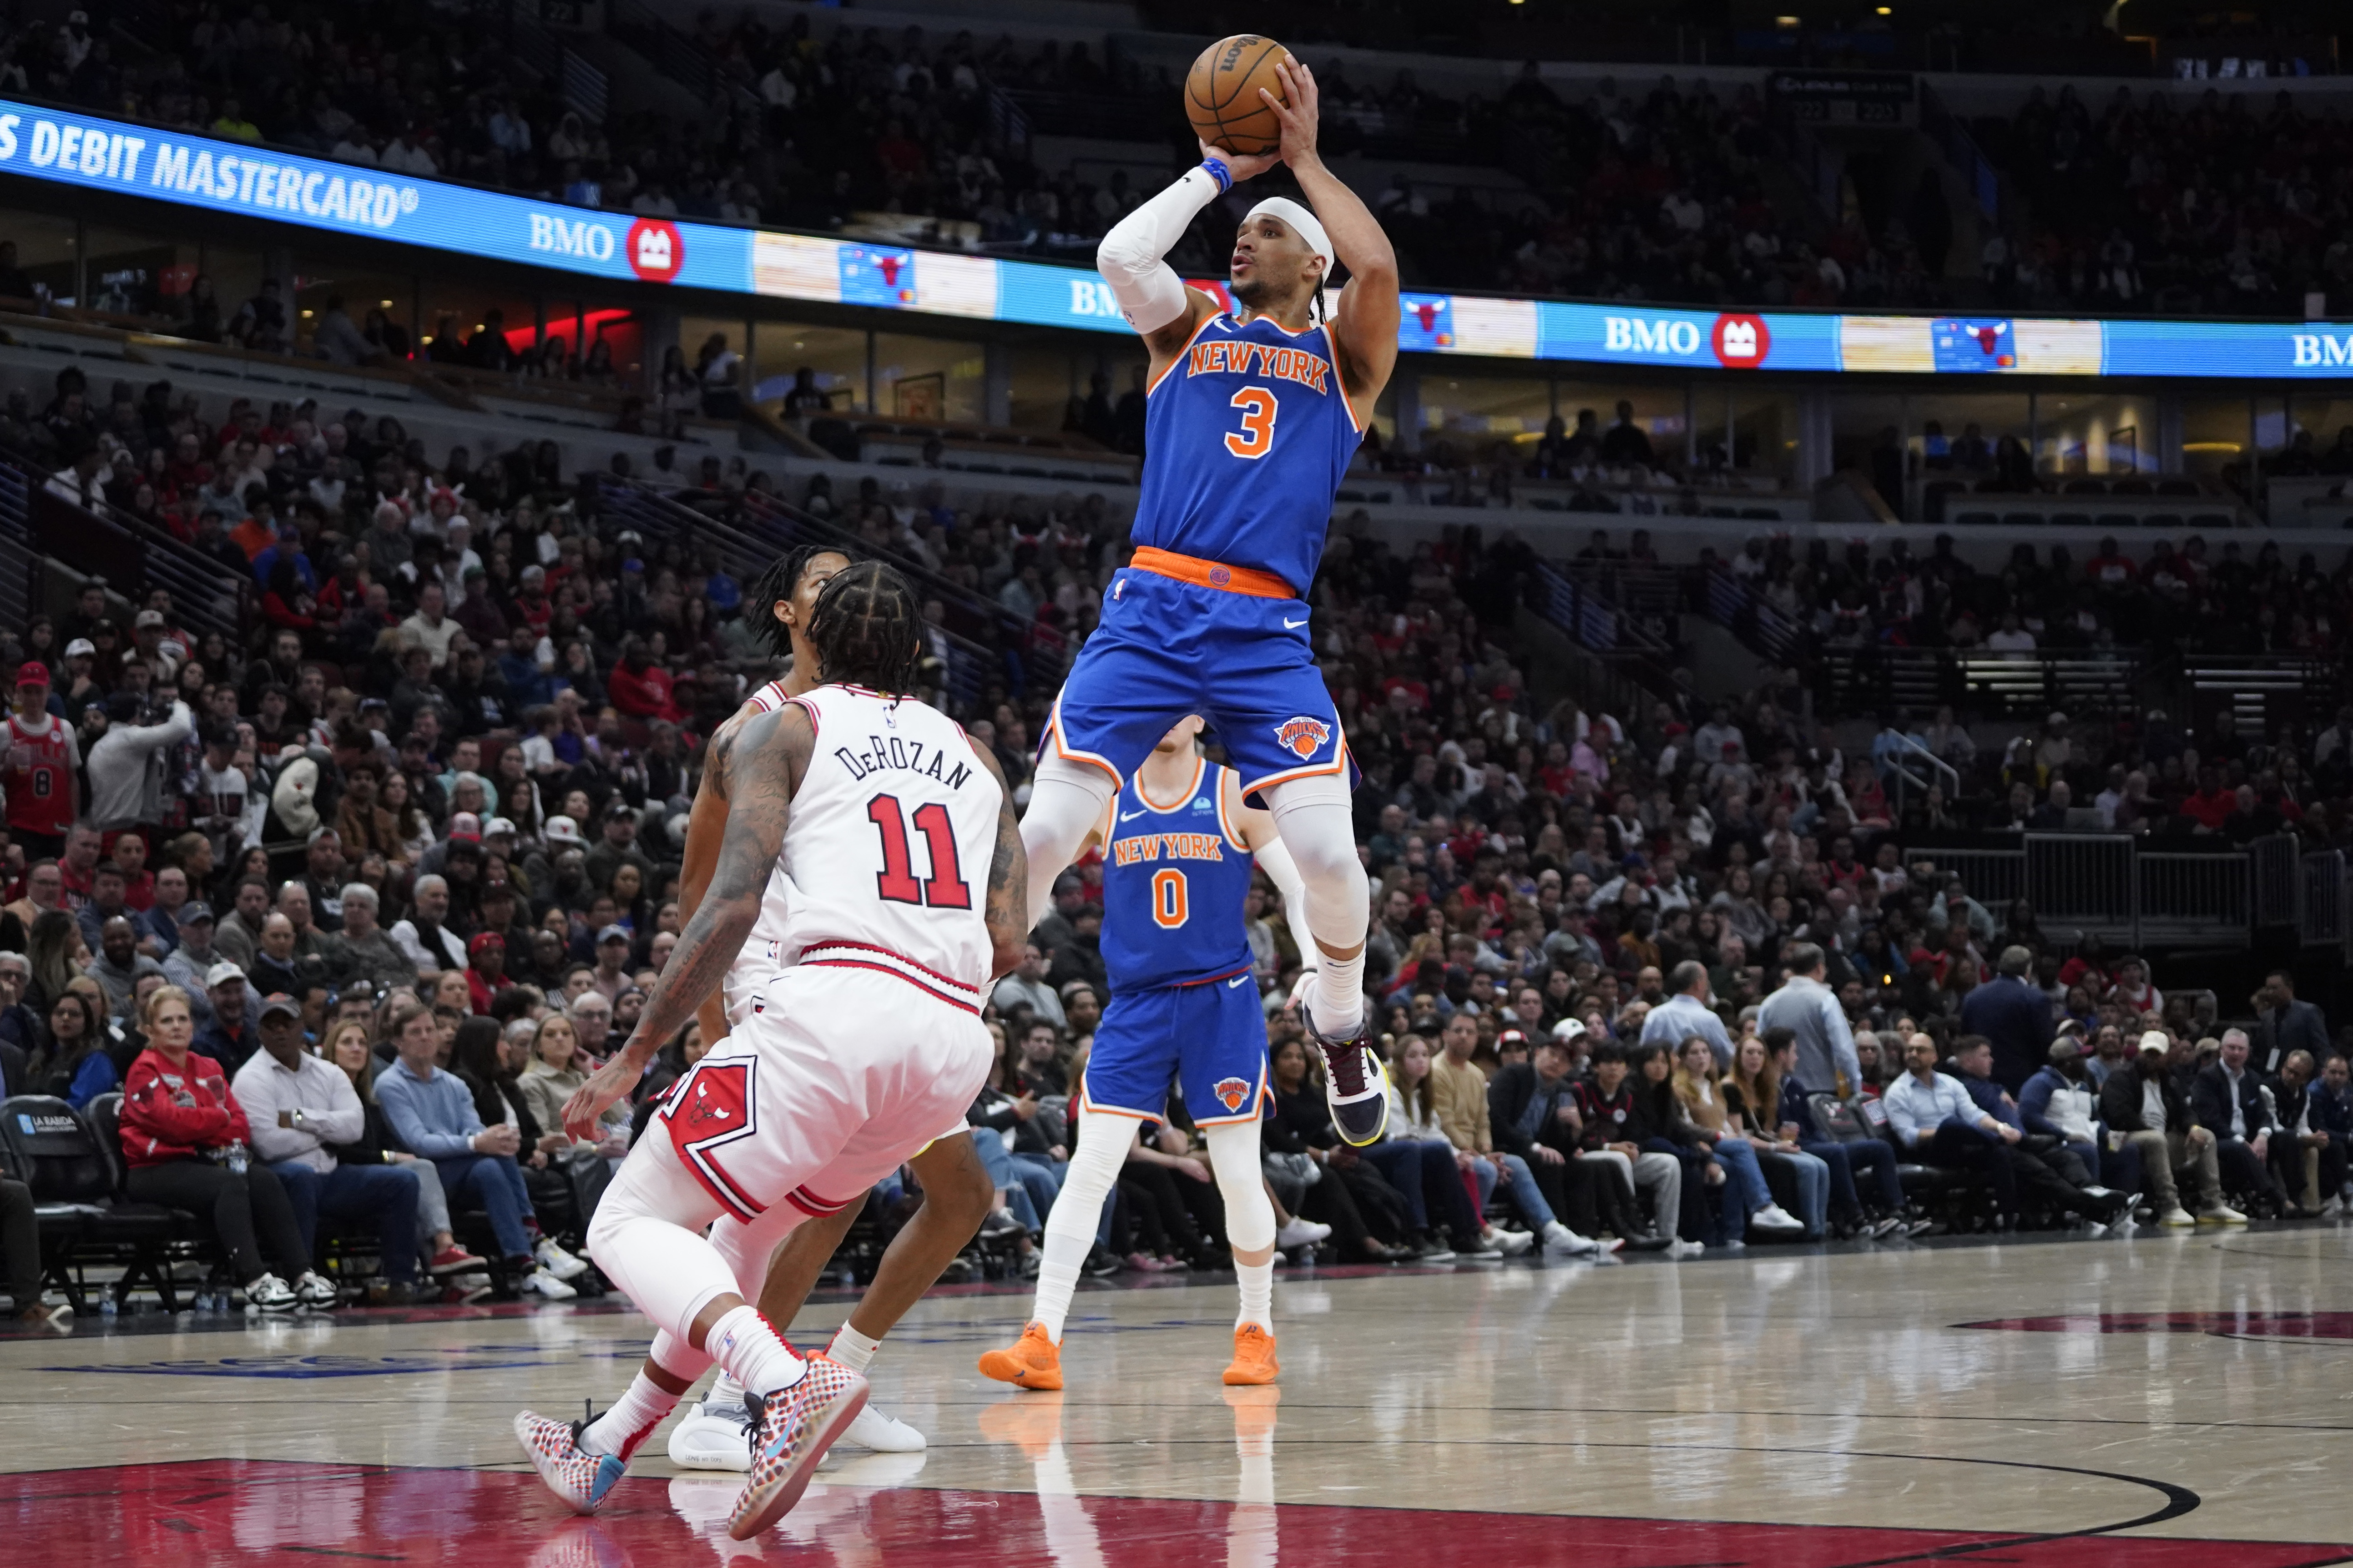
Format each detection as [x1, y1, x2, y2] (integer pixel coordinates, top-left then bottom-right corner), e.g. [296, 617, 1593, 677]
[709, 1372, 745, 1410]
[705, 1305, 807, 1398]
[1233, 1257, 1274, 1335]
[827, 1322, 881, 1373]
[579, 1371, 681, 1460]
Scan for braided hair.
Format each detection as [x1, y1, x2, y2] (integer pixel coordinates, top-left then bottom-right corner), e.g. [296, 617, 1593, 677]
[804, 560, 924, 696]
[747, 545, 854, 660]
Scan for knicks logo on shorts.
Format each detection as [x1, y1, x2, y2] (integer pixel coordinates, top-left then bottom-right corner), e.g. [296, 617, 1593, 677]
[1212, 1076, 1253, 1112]
[1273, 716, 1332, 760]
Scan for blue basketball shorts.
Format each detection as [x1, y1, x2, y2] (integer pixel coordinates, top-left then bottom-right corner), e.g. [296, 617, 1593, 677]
[1078, 973, 1270, 1128]
[1045, 565, 1357, 805]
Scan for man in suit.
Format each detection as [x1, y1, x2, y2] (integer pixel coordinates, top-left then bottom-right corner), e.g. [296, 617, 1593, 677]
[2193, 1028, 2287, 1214]
[1958, 945, 2053, 1094]
[2251, 971, 2330, 1075]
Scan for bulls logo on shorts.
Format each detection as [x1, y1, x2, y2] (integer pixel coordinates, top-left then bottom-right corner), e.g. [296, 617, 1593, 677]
[1274, 716, 1332, 760]
[1212, 1075, 1253, 1113]
[682, 1069, 748, 1132]
[661, 1059, 764, 1220]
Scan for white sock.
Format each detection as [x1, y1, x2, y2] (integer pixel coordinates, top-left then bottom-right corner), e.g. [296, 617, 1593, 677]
[1234, 1257, 1273, 1334]
[580, 1371, 680, 1460]
[827, 1322, 881, 1373]
[709, 1372, 745, 1410]
[1318, 953, 1364, 1035]
[704, 1305, 806, 1398]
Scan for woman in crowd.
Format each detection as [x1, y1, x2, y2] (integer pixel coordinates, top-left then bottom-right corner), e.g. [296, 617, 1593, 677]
[25, 910, 81, 1017]
[319, 1017, 485, 1282]
[1368, 1033, 1488, 1259]
[117, 985, 328, 1311]
[518, 1012, 629, 1166]
[1264, 1036, 1414, 1263]
[1671, 1035, 1807, 1242]
[30, 989, 117, 1108]
[1723, 1034, 1830, 1239]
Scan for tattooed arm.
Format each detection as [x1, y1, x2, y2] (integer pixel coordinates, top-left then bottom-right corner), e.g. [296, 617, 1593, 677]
[563, 705, 812, 1139]
[677, 708, 750, 1053]
[964, 741, 1029, 981]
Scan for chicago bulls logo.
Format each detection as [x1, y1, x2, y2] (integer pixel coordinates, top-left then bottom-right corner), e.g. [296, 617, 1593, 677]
[1213, 1076, 1252, 1112]
[666, 1059, 752, 1133]
[1273, 716, 1332, 760]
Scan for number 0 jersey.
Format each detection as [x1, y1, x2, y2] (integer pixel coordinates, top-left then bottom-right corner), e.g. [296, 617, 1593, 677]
[768, 685, 1001, 1003]
[1100, 759, 1256, 993]
[1132, 313, 1363, 595]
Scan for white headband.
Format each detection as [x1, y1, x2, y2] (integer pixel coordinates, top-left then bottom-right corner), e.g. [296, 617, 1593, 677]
[1243, 197, 1333, 318]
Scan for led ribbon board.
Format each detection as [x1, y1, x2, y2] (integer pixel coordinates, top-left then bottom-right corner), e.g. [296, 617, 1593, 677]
[0, 97, 2343, 378]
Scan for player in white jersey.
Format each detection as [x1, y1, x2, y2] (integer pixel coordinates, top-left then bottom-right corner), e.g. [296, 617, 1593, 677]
[523, 545, 1000, 1482]
[516, 561, 1026, 1540]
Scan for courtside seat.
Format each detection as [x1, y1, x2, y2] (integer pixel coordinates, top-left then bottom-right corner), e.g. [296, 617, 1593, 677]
[1, 1094, 192, 1309]
[0, 1127, 90, 1309]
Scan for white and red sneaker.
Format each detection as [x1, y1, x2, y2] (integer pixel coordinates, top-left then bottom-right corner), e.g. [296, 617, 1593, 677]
[726, 1356, 869, 1539]
[515, 1409, 629, 1514]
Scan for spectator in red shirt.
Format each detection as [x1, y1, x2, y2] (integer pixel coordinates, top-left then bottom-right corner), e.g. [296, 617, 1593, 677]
[466, 931, 508, 1014]
[605, 637, 683, 724]
[117, 985, 321, 1311]
[2179, 765, 2237, 833]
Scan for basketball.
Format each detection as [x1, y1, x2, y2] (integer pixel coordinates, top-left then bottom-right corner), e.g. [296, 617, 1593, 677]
[1187, 34, 1291, 156]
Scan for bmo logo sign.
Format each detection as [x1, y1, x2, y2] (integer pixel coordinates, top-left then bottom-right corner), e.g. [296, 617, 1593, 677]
[527, 213, 616, 262]
[1067, 278, 1122, 318]
[1603, 315, 1704, 358]
[1712, 313, 1772, 368]
[2291, 333, 2353, 368]
[626, 218, 685, 284]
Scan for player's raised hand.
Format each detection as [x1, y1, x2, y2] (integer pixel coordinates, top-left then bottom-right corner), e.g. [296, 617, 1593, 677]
[564, 1051, 644, 1142]
[1199, 137, 1277, 185]
[1262, 59, 1320, 167]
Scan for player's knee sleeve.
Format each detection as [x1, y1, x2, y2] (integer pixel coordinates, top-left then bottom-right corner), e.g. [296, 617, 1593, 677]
[1021, 755, 1117, 928]
[1265, 778, 1368, 947]
[649, 1327, 713, 1384]
[708, 1204, 801, 1300]
[594, 1214, 742, 1346]
[1041, 1113, 1129, 1247]
[1203, 1122, 1275, 1254]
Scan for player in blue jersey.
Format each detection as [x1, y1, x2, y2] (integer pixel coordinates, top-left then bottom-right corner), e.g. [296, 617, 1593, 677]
[980, 715, 1316, 1391]
[1020, 59, 1401, 1151]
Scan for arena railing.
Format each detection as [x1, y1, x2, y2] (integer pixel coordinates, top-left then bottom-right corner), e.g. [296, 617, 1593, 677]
[1701, 568, 1800, 666]
[2302, 850, 2353, 959]
[1900, 833, 2303, 949]
[0, 445, 250, 639]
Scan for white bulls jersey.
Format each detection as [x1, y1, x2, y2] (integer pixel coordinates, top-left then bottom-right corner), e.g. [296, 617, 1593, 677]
[762, 684, 1000, 1006]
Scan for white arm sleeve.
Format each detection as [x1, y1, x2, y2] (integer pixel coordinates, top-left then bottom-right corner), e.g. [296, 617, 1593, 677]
[1097, 163, 1224, 335]
[1252, 835, 1320, 973]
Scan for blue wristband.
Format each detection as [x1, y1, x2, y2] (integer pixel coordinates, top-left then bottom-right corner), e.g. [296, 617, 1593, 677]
[1200, 157, 1232, 194]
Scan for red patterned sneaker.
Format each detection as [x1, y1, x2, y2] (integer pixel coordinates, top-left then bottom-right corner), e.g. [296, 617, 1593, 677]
[727, 1355, 869, 1540]
[514, 1409, 629, 1514]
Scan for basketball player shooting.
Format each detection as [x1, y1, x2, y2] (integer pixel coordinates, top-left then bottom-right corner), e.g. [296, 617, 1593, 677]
[1023, 57, 1402, 1147]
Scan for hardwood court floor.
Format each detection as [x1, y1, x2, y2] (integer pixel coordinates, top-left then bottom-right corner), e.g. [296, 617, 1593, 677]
[5, 1225, 2353, 1566]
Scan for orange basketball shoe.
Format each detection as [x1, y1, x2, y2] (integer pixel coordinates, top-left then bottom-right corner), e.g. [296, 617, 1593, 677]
[976, 1321, 1064, 1391]
[1221, 1324, 1280, 1386]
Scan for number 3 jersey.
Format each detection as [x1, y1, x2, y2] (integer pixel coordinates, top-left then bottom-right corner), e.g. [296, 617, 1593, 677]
[1132, 313, 1363, 595]
[1100, 759, 1256, 993]
[767, 685, 1001, 999]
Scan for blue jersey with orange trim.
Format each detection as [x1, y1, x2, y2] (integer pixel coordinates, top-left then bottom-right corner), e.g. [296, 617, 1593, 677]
[1133, 313, 1363, 595]
[1099, 759, 1255, 993]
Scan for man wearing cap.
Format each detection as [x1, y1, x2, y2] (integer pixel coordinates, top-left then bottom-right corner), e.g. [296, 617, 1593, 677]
[2020, 1034, 2140, 1199]
[160, 902, 227, 1026]
[587, 924, 635, 1005]
[582, 801, 660, 894]
[389, 873, 468, 974]
[55, 638, 102, 726]
[234, 993, 425, 1303]
[293, 828, 347, 933]
[1485, 1022, 1626, 1248]
[2100, 1030, 2240, 1226]
[4, 660, 79, 860]
[196, 959, 262, 1072]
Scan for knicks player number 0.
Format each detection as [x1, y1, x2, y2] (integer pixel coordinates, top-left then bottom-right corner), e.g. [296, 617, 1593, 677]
[865, 793, 972, 909]
[1225, 386, 1277, 460]
[1150, 867, 1188, 929]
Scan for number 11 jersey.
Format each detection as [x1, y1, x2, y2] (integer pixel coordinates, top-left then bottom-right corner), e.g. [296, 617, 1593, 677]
[769, 684, 1001, 1000]
[1132, 313, 1363, 595]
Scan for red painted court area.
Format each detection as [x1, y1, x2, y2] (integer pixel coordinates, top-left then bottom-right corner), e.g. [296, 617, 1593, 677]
[1960, 1311, 2353, 1340]
[3, 1461, 2344, 1568]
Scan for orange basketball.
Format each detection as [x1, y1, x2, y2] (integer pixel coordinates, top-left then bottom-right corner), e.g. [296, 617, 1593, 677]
[1186, 34, 1291, 157]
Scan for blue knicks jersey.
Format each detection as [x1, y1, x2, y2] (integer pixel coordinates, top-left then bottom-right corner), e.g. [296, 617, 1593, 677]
[1100, 760, 1256, 993]
[1133, 313, 1365, 594]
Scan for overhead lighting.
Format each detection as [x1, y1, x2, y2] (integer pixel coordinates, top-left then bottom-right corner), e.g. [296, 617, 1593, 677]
[1875, 5, 1890, 13]
[1776, 14, 1802, 26]
[380, 298, 394, 308]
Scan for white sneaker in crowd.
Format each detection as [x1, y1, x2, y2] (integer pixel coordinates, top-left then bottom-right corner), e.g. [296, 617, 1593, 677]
[1750, 1205, 1806, 1235]
[1274, 1217, 1330, 1250]
[535, 1237, 591, 1281]
[523, 1265, 580, 1300]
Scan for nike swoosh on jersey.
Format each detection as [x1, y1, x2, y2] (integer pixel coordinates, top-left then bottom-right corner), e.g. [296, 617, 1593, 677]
[1227, 975, 1250, 988]
[1283, 616, 1308, 628]
[1119, 809, 1148, 822]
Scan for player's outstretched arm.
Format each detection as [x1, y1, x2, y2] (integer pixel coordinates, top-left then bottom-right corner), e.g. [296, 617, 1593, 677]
[1261, 60, 1399, 412]
[562, 706, 813, 1139]
[1098, 141, 1274, 369]
[965, 743, 1030, 981]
